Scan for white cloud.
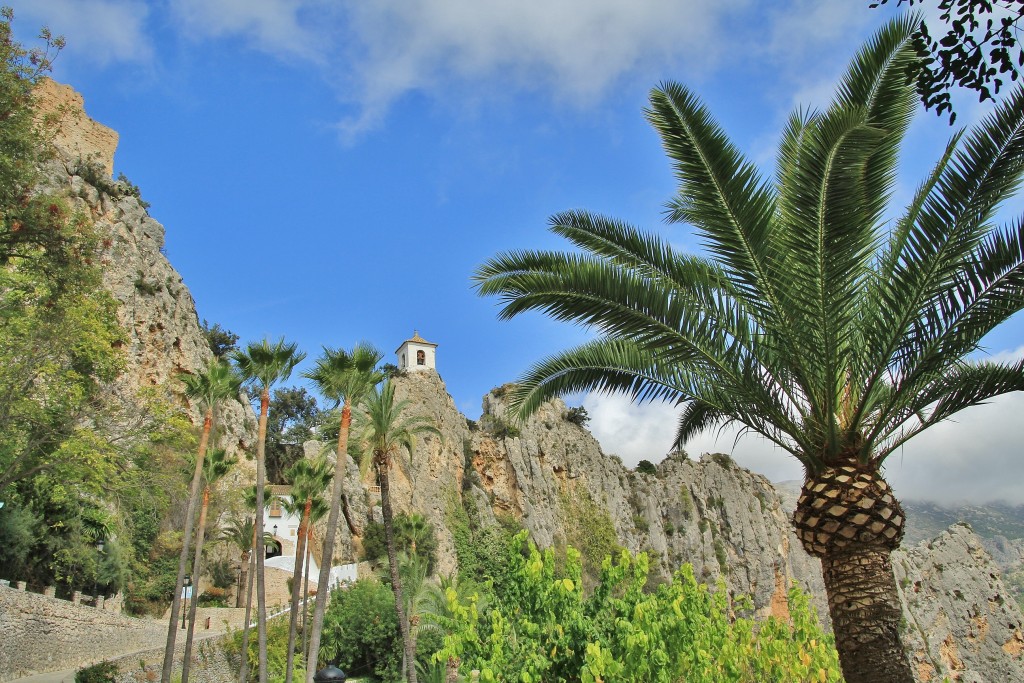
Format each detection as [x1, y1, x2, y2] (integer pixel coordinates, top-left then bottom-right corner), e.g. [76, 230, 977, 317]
[11, 0, 152, 67]
[169, 0, 328, 64]
[336, 0, 744, 136]
[582, 346, 1024, 504]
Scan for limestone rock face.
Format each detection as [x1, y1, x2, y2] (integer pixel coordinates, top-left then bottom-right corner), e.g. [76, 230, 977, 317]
[33, 78, 119, 176]
[32, 81, 255, 457]
[894, 524, 1024, 683]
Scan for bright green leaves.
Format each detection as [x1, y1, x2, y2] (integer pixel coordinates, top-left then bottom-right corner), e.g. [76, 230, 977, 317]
[435, 533, 841, 683]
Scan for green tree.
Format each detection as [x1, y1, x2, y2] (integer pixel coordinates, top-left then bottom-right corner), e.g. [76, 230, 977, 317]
[0, 7, 69, 272]
[181, 447, 236, 683]
[162, 359, 242, 683]
[363, 512, 439, 573]
[233, 338, 305, 683]
[265, 387, 321, 484]
[871, 0, 1024, 121]
[474, 17, 1024, 683]
[353, 380, 441, 683]
[302, 342, 383, 681]
[281, 455, 332, 683]
[200, 319, 239, 359]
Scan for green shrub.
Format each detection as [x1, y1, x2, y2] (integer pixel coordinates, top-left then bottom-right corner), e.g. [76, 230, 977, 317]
[565, 405, 590, 426]
[320, 579, 402, 682]
[636, 459, 657, 475]
[75, 661, 118, 683]
[431, 533, 842, 683]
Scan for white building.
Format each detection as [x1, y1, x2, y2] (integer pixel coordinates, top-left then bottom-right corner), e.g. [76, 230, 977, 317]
[395, 331, 437, 372]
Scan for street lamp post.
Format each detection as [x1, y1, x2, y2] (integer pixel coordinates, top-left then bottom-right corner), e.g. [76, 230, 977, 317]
[182, 574, 192, 629]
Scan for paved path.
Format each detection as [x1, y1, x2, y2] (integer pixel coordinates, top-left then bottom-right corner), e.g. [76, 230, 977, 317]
[3, 629, 228, 683]
[4, 671, 76, 683]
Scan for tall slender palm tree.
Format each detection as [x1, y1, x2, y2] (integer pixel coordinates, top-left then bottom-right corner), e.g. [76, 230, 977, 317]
[300, 495, 328, 669]
[182, 448, 237, 683]
[282, 455, 332, 683]
[233, 338, 305, 683]
[302, 343, 383, 682]
[474, 17, 1024, 683]
[354, 380, 440, 683]
[162, 359, 241, 683]
[229, 486, 277, 683]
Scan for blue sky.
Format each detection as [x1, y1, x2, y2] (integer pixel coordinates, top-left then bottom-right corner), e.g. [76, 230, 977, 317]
[11, 0, 1024, 503]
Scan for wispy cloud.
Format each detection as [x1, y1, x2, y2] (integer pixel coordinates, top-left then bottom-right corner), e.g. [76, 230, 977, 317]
[12, 0, 152, 67]
[168, 0, 329, 65]
[583, 342, 1024, 505]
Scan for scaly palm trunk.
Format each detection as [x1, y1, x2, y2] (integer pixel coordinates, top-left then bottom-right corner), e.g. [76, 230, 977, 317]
[305, 403, 351, 683]
[161, 408, 212, 683]
[236, 549, 250, 608]
[301, 526, 313, 663]
[238, 526, 257, 683]
[181, 486, 212, 683]
[379, 460, 417, 683]
[792, 463, 913, 683]
[255, 390, 270, 683]
[285, 499, 312, 683]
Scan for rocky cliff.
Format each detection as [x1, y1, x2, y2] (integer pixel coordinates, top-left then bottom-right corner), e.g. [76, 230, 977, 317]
[34, 80, 1022, 682]
[330, 370, 1024, 682]
[32, 79, 255, 454]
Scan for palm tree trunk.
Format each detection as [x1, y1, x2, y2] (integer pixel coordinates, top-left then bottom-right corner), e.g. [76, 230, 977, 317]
[161, 408, 212, 683]
[238, 529, 257, 683]
[255, 389, 270, 683]
[445, 657, 459, 683]
[181, 486, 211, 683]
[301, 526, 312, 664]
[237, 549, 250, 608]
[305, 403, 351, 683]
[285, 500, 312, 683]
[821, 545, 914, 683]
[379, 461, 417, 683]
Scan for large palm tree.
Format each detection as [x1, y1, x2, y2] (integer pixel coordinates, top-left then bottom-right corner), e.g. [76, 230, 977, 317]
[354, 380, 440, 683]
[474, 17, 1024, 683]
[182, 447, 237, 683]
[233, 338, 305, 683]
[302, 343, 383, 682]
[162, 358, 241, 683]
[282, 455, 332, 683]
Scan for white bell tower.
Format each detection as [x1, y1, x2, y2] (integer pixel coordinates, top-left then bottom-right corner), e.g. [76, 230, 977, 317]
[395, 331, 437, 372]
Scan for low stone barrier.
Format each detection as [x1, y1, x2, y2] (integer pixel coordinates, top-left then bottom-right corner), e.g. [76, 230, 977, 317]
[0, 583, 166, 681]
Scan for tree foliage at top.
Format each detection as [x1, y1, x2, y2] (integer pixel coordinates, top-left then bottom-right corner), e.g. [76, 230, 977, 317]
[872, 0, 1024, 121]
[200, 318, 239, 359]
[0, 8, 70, 272]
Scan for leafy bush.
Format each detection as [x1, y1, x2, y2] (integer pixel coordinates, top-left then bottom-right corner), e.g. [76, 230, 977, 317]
[565, 406, 590, 426]
[432, 533, 842, 683]
[208, 556, 235, 589]
[479, 414, 520, 439]
[636, 459, 657, 475]
[320, 579, 403, 682]
[75, 661, 118, 683]
[361, 512, 438, 572]
[708, 452, 735, 468]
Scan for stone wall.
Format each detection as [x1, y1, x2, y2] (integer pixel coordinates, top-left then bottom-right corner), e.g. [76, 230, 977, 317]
[0, 584, 167, 681]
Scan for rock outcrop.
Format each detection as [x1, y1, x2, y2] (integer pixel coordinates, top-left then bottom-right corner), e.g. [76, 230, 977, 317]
[32, 79, 256, 455]
[895, 524, 1024, 682]
[31, 80, 1022, 683]
[337, 371, 1023, 681]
